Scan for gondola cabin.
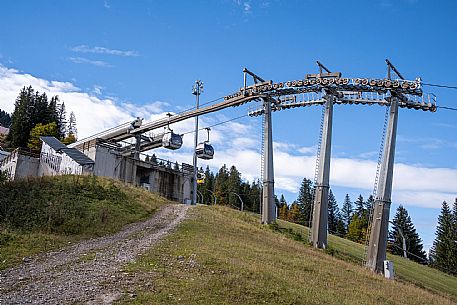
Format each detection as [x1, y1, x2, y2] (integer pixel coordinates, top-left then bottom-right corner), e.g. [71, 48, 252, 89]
[162, 131, 183, 150]
[197, 171, 206, 184]
[195, 142, 214, 160]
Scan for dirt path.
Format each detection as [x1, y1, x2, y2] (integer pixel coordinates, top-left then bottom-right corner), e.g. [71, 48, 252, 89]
[0, 204, 190, 304]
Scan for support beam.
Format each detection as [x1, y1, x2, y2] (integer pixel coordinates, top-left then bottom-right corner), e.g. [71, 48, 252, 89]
[131, 134, 141, 186]
[311, 95, 334, 248]
[262, 97, 275, 224]
[366, 97, 399, 273]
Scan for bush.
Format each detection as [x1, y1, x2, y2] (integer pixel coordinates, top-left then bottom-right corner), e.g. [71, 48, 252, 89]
[0, 170, 8, 184]
[0, 175, 148, 236]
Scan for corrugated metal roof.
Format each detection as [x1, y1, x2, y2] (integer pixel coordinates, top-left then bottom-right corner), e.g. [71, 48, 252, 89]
[62, 147, 94, 166]
[40, 136, 67, 151]
[40, 136, 94, 166]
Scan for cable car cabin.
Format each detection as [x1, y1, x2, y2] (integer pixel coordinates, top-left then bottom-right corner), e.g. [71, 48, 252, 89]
[162, 131, 183, 150]
[197, 172, 206, 184]
[195, 142, 214, 160]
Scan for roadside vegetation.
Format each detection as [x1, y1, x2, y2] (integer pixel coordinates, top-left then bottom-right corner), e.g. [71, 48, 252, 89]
[0, 175, 169, 270]
[122, 205, 456, 304]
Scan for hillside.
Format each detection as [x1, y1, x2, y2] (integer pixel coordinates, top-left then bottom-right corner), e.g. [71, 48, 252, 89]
[123, 205, 457, 305]
[1, 179, 455, 304]
[0, 175, 171, 270]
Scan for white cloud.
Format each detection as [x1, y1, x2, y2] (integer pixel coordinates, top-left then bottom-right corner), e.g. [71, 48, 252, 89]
[244, 2, 251, 12]
[104, 0, 110, 9]
[0, 65, 162, 139]
[393, 191, 455, 209]
[275, 176, 300, 193]
[68, 57, 112, 67]
[298, 145, 316, 155]
[232, 0, 252, 15]
[397, 135, 456, 150]
[93, 85, 103, 95]
[71, 45, 139, 57]
[231, 137, 258, 149]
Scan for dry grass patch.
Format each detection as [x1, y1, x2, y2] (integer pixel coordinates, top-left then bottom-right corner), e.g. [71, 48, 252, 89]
[122, 205, 455, 305]
[277, 219, 457, 301]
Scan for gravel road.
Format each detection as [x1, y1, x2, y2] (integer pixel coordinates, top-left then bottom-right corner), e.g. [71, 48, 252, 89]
[0, 204, 190, 304]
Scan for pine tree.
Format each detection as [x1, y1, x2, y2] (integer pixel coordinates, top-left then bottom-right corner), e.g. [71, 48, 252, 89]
[47, 96, 58, 125]
[354, 195, 365, 217]
[335, 218, 346, 237]
[430, 201, 457, 275]
[389, 205, 427, 263]
[0, 109, 11, 127]
[278, 194, 288, 220]
[240, 181, 252, 211]
[288, 202, 301, 223]
[33, 92, 50, 125]
[452, 199, 457, 270]
[297, 178, 313, 226]
[67, 111, 77, 137]
[249, 179, 262, 213]
[328, 189, 339, 234]
[56, 100, 67, 139]
[8, 86, 35, 148]
[366, 195, 375, 215]
[196, 166, 214, 205]
[227, 165, 241, 207]
[341, 194, 353, 233]
[346, 214, 366, 243]
[279, 203, 289, 220]
[7, 86, 62, 148]
[214, 164, 229, 205]
[205, 166, 215, 204]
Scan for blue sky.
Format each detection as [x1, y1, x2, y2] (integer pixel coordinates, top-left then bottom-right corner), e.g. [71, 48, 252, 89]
[1, 0, 456, 252]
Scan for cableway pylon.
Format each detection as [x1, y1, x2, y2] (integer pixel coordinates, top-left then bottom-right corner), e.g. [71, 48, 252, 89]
[70, 62, 436, 274]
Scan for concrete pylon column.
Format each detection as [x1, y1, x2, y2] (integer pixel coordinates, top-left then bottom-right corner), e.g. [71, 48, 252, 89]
[311, 95, 333, 249]
[262, 98, 275, 224]
[131, 134, 141, 185]
[366, 97, 399, 273]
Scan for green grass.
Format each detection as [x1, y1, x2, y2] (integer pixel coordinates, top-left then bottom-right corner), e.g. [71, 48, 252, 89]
[0, 175, 171, 270]
[121, 205, 456, 305]
[277, 219, 457, 301]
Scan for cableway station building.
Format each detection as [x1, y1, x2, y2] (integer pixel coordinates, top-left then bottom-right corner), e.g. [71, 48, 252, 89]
[0, 136, 193, 203]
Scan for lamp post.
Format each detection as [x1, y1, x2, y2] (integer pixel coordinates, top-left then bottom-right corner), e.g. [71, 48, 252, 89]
[197, 190, 204, 204]
[192, 80, 204, 205]
[206, 189, 217, 205]
[231, 192, 244, 211]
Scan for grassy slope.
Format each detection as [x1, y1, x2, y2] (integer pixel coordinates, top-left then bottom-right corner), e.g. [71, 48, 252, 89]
[0, 175, 171, 270]
[277, 220, 457, 300]
[123, 205, 456, 305]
